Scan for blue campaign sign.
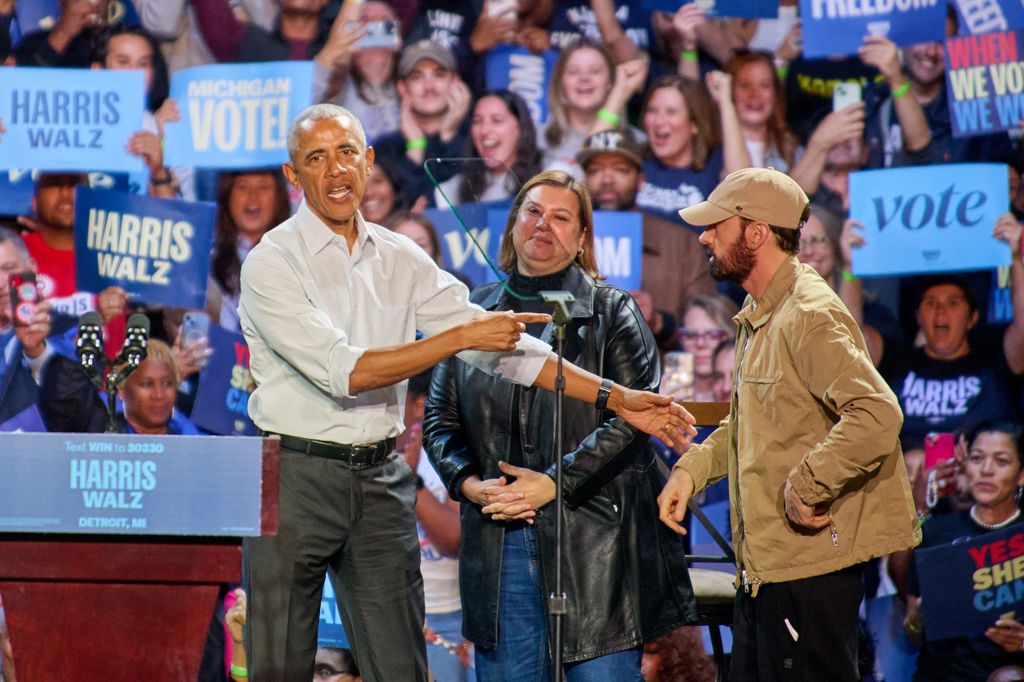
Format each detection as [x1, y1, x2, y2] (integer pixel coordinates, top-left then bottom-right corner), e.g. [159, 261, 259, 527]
[319, 576, 352, 649]
[13, 0, 59, 37]
[848, 164, 1011, 277]
[0, 68, 146, 173]
[191, 325, 258, 437]
[0, 432, 265, 536]
[164, 61, 314, 168]
[485, 46, 558, 127]
[945, 30, 1024, 138]
[592, 211, 642, 290]
[916, 522, 1024, 641]
[423, 202, 508, 287]
[799, 0, 946, 58]
[0, 169, 37, 215]
[73, 186, 216, 308]
[641, 0, 778, 18]
[952, 0, 1024, 34]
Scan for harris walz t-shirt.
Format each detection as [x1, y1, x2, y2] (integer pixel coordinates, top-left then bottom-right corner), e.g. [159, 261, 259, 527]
[636, 149, 723, 229]
[880, 342, 1020, 449]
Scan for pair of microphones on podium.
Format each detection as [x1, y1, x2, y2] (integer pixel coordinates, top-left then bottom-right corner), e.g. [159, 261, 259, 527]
[75, 310, 151, 388]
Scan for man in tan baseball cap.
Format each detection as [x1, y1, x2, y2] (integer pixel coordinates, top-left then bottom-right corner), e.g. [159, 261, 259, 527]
[659, 167, 919, 682]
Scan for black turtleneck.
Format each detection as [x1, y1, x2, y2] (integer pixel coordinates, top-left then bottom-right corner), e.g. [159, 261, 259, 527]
[507, 266, 571, 338]
[504, 266, 571, 470]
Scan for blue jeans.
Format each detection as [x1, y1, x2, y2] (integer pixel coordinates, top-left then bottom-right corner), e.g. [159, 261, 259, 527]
[475, 526, 642, 682]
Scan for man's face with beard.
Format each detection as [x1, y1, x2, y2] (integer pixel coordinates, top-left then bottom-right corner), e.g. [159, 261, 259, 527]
[699, 215, 756, 283]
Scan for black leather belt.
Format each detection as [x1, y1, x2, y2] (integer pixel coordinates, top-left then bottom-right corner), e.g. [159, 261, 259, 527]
[273, 433, 396, 466]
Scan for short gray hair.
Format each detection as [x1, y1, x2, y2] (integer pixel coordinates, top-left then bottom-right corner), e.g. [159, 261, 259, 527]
[286, 103, 367, 164]
[0, 226, 30, 264]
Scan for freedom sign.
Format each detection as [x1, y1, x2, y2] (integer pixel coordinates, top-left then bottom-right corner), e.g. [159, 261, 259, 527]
[164, 61, 314, 168]
[191, 325, 258, 437]
[946, 30, 1024, 137]
[848, 164, 1011, 277]
[485, 46, 558, 127]
[641, 0, 778, 18]
[916, 522, 1024, 641]
[74, 186, 216, 308]
[798, 0, 947, 59]
[0, 68, 145, 172]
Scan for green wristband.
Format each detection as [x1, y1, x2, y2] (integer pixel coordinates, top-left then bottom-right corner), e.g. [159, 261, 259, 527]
[230, 663, 248, 678]
[596, 108, 621, 126]
[891, 81, 911, 98]
[405, 137, 428, 151]
[680, 49, 698, 63]
[841, 269, 858, 282]
[775, 65, 789, 80]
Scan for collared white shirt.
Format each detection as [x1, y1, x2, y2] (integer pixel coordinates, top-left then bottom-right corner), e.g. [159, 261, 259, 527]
[239, 201, 549, 443]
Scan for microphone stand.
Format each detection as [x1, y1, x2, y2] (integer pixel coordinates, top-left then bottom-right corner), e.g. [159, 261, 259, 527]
[539, 290, 574, 681]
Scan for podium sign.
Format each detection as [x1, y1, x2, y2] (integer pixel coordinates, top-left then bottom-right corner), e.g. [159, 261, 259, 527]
[0, 433, 264, 536]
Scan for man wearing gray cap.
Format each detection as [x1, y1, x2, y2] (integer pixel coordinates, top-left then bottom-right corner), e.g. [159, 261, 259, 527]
[657, 168, 919, 681]
[372, 39, 471, 206]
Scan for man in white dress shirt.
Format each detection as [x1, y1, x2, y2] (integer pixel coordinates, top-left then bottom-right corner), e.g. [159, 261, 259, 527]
[238, 103, 694, 681]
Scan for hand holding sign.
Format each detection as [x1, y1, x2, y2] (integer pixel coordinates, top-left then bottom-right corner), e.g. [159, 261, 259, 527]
[672, 3, 706, 50]
[994, 212, 1023, 259]
[986, 618, 1024, 652]
[858, 35, 903, 85]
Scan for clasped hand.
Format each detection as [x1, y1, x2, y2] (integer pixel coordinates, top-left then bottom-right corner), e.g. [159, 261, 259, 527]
[463, 461, 556, 524]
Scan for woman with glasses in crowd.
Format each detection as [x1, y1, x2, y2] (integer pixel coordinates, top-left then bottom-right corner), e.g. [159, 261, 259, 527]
[676, 293, 738, 402]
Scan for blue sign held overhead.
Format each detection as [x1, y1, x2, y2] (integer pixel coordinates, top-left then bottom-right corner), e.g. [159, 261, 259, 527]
[164, 61, 314, 168]
[0, 68, 146, 173]
[799, 0, 946, 59]
[641, 0, 778, 18]
[485, 46, 559, 127]
[74, 186, 216, 308]
[945, 30, 1024, 138]
[848, 164, 1011, 277]
[191, 326, 259, 437]
[951, 0, 1024, 35]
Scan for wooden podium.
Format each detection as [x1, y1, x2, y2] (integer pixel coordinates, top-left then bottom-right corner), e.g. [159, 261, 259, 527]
[0, 434, 279, 681]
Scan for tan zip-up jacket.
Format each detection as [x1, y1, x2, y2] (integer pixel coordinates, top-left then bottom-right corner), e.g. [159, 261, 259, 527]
[676, 257, 920, 593]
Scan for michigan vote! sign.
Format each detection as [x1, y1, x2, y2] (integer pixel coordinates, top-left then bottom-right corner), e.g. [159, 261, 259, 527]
[0, 68, 145, 173]
[163, 61, 314, 168]
[945, 30, 1024, 137]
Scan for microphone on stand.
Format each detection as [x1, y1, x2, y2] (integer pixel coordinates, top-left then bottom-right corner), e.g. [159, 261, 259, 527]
[75, 311, 105, 386]
[116, 313, 151, 370]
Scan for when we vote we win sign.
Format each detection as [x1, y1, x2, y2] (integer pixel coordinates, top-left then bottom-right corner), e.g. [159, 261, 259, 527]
[946, 29, 1024, 137]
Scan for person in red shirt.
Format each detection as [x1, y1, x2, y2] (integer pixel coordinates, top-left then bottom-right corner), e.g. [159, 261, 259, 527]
[22, 173, 127, 355]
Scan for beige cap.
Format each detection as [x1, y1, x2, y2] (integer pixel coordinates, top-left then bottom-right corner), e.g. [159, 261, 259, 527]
[678, 167, 809, 229]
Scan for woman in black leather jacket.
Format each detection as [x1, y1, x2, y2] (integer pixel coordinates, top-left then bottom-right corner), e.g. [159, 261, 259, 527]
[423, 171, 696, 681]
